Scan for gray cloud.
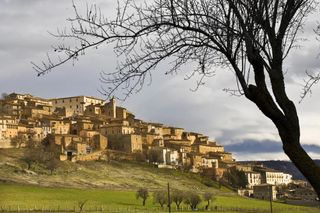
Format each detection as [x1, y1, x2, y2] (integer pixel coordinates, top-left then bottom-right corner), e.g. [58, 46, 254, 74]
[225, 139, 320, 156]
[225, 139, 283, 153]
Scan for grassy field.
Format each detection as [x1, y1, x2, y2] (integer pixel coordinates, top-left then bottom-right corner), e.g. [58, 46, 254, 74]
[0, 148, 319, 212]
[0, 183, 319, 213]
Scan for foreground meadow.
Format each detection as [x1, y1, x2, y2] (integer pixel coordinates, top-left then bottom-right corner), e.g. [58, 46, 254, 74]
[0, 183, 319, 213]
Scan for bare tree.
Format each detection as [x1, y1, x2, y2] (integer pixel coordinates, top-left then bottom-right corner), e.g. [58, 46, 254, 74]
[136, 187, 149, 206]
[203, 192, 214, 210]
[153, 190, 167, 208]
[184, 192, 201, 210]
[42, 143, 60, 175]
[33, 0, 320, 196]
[171, 190, 184, 210]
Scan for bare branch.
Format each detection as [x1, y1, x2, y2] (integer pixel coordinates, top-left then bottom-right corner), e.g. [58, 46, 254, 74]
[300, 71, 320, 103]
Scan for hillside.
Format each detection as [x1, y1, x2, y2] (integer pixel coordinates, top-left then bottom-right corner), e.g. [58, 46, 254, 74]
[0, 148, 229, 194]
[241, 160, 320, 180]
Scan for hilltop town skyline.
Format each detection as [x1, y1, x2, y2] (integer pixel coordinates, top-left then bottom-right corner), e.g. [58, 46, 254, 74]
[2, 0, 320, 161]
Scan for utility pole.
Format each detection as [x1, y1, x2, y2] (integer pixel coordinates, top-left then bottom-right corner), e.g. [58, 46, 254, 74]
[167, 182, 171, 213]
[269, 185, 273, 213]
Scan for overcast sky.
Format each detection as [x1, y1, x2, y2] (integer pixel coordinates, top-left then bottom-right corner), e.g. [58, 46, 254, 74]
[1, 0, 320, 160]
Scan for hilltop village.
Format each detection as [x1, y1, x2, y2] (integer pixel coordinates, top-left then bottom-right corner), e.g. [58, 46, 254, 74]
[0, 93, 234, 172]
[0, 93, 317, 201]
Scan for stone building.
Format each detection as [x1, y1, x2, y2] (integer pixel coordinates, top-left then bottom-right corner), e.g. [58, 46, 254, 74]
[107, 134, 142, 153]
[191, 154, 219, 170]
[1, 93, 53, 118]
[192, 141, 225, 154]
[253, 184, 277, 201]
[70, 118, 95, 134]
[100, 120, 135, 135]
[101, 97, 116, 118]
[51, 96, 105, 117]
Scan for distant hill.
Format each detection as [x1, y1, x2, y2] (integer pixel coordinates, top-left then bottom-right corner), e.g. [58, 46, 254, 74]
[240, 160, 320, 180]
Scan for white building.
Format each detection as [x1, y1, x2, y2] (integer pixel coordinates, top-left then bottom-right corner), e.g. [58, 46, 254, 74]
[0, 116, 18, 140]
[163, 148, 179, 165]
[282, 173, 293, 185]
[148, 147, 179, 165]
[51, 96, 105, 117]
[0, 117, 8, 140]
[255, 167, 292, 185]
[245, 171, 261, 188]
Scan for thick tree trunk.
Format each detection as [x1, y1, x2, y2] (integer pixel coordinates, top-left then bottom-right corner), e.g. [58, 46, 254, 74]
[247, 84, 320, 198]
[282, 140, 320, 198]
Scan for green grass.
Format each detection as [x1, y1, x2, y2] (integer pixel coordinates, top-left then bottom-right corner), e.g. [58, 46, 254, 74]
[0, 183, 145, 211]
[0, 183, 319, 213]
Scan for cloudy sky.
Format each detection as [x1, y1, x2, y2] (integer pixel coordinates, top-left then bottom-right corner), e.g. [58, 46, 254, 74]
[1, 0, 320, 160]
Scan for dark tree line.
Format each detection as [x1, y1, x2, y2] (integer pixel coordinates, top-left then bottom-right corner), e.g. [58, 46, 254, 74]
[138, 187, 214, 210]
